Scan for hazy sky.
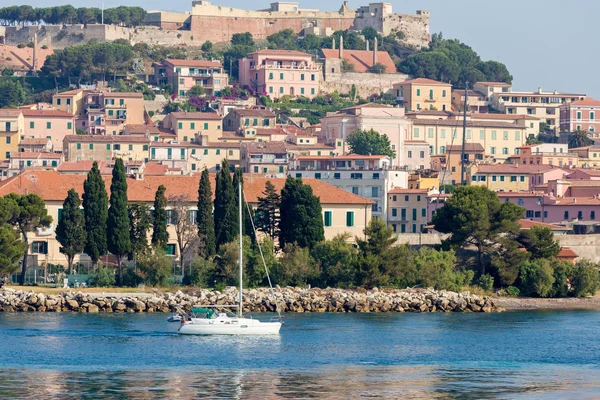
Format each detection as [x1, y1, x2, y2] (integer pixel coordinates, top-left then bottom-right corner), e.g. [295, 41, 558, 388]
[11, 0, 600, 98]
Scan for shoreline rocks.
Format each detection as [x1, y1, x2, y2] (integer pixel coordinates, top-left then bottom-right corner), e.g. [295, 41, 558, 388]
[0, 287, 502, 313]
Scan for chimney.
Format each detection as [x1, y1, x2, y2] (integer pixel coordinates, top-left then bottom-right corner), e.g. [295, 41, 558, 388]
[537, 87, 543, 94]
[366, 39, 369, 52]
[339, 35, 344, 59]
[332, 36, 335, 50]
[32, 32, 38, 74]
[373, 37, 378, 66]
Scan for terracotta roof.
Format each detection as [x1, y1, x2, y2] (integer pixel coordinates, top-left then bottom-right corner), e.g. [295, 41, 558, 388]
[163, 59, 222, 68]
[470, 113, 539, 121]
[294, 155, 389, 161]
[20, 138, 50, 145]
[446, 143, 484, 152]
[0, 109, 22, 117]
[567, 98, 600, 107]
[341, 103, 394, 111]
[170, 112, 222, 120]
[554, 197, 600, 206]
[243, 141, 287, 155]
[406, 110, 455, 117]
[10, 152, 62, 159]
[232, 109, 276, 118]
[253, 49, 313, 57]
[397, 78, 451, 86]
[518, 219, 571, 231]
[474, 82, 512, 87]
[143, 162, 169, 176]
[557, 248, 578, 258]
[389, 188, 428, 194]
[20, 110, 73, 118]
[63, 135, 150, 143]
[54, 89, 84, 97]
[567, 169, 600, 177]
[104, 92, 143, 98]
[410, 118, 525, 129]
[255, 127, 286, 136]
[124, 124, 161, 134]
[286, 143, 335, 151]
[57, 160, 99, 173]
[0, 170, 373, 205]
[320, 49, 396, 73]
[474, 164, 559, 174]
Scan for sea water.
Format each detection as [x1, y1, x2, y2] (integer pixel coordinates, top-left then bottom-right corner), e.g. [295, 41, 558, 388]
[0, 311, 599, 399]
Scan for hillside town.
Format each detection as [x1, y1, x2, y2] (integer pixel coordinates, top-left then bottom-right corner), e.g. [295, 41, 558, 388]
[0, 1, 598, 299]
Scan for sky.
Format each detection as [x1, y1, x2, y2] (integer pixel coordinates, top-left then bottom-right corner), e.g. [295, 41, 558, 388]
[10, 0, 600, 98]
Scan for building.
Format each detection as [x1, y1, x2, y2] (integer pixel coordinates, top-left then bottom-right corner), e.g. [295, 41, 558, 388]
[1, 152, 63, 179]
[387, 188, 429, 233]
[451, 89, 489, 113]
[497, 192, 600, 224]
[83, 91, 145, 135]
[393, 78, 452, 112]
[0, 43, 53, 75]
[0, 170, 374, 266]
[63, 135, 151, 162]
[154, 59, 229, 97]
[238, 49, 321, 99]
[320, 36, 397, 74]
[319, 103, 411, 167]
[241, 141, 288, 176]
[430, 143, 486, 186]
[52, 89, 85, 116]
[18, 138, 53, 153]
[512, 143, 578, 167]
[569, 146, 600, 168]
[559, 98, 600, 133]
[21, 109, 75, 152]
[469, 113, 541, 139]
[469, 164, 568, 192]
[288, 154, 407, 222]
[161, 111, 223, 143]
[223, 108, 276, 132]
[403, 140, 431, 171]
[474, 82, 586, 132]
[0, 109, 23, 160]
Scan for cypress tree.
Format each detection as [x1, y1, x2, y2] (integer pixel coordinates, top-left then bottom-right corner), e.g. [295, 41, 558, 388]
[214, 160, 237, 250]
[107, 158, 131, 286]
[197, 168, 216, 257]
[256, 180, 280, 240]
[56, 189, 86, 275]
[83, 161, 108, 265]
[151, 184, 169, 251]
[279, 176, 324, 249]
[233, 167, 250, 236]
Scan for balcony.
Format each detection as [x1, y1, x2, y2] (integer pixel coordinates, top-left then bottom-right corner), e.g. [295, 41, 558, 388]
[250, 64, 321, 71]
[388, 216, 409, 222]
[249, 158, 288, 164]
[289, 165, 407, 172]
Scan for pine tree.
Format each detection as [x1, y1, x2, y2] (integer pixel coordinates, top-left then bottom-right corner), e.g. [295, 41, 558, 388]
[279, 176, 324, 249]
[83, 161, 108, 265]
[56, 189, 86, 274]
[197, 168, 216, 257]
[151, 184, 169, 251]
[256, 181, 281, 240]
[107, 158, 131, 286]
[0, 197, 27, 278]
[214, 160, 238, 250]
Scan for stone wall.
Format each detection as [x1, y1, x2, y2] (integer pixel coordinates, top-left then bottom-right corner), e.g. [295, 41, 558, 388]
[321, 71, 409, 98]
[556, 234, 600, 262]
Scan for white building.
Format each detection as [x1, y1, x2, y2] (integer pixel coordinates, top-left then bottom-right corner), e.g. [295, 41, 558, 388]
[289, 154, 408, 222]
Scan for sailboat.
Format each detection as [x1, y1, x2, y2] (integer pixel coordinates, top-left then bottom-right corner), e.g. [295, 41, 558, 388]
[178, 180, 283, 335]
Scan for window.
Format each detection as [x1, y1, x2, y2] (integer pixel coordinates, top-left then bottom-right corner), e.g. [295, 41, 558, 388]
[106, 144, 111, 150]
[534, 211, 541, 218]
[178, 122, 182, 129]
[143, 145, 148, 151]
[346, 211, 354, 227]
[29, 121, 34, 129]
[301, 88, 305, 95]
[520, 176, 525, 182]
[269, 86, 273, 94]
[311, 88, 315, 95]
[5, 137, 10, 144]
[414, 128, 419, 138]
[269, 72, 273, 80]
[439, 145, 446, 154]
[89, 144, 94, 150]
[491, 147, 496, 155]
[280, 73, 284, 80]
[492, 131, 497, 140]
[428, 128, 434, 138]
[429, 89, 434, 100]
[311, 74, 315, 81]
[577, 111, 582, 120]
[592, 211, 596, 220]
[301, 74, 305, 81]
[350, 173, 363, 179]
[166, 244, 176, 255]
[279, 87, 284, 94]
[511, 176, 517, 182]
[108, 110, 114, 117]
[334, 173, 341, 179]
[351, 187, 359, 195]
[67, 122, 72, 130]
[190, 122, 195, 129]
[392, 208, 397, 217]
[204, 149, 208, 155]
[204, 122, 209, 130]
[591, 112, 595, 121]
[46, 122, 51, 129]
[113, 144, 121, 151]
[315, 173, 321, 179]
[466, 130, 471, 139]
[416, 88, 421, 96]
[151, 148, 156, 159]
[216, 149, 220, 155]
[502, 148, 509, 155]
[373, 173, 380, 179]
[412, 208, 417, 221]
[564, 211, 569, 219]
[371, 187, 379, 197]
[167, 149, 172, 160]
[408, 151, 412, 158]
[56, 99, 61, 105]
[254, 166, 259, 173]
[442, 89, 446, 97]
[515, 131, 521, 141]
[420, 151, 425, 158]
[77, 143, 81, 150]
[324, 211, 332, 227]
[180, 149, 185, 160]
[422, 208, 426, 217]
[31, 241, 48, 254]
[183, 136, 188, 142]
[503, 131, 508, 140]
[441, 129, 446, 138]
[52, 160, 57, 167]
[401, 224, 406, 233]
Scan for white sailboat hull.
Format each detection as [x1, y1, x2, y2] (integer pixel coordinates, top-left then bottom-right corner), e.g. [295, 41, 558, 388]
[178, 317, 282, 335]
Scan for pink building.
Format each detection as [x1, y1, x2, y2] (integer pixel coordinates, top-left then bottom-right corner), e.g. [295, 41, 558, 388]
[154, 59, 229, 97]
[238, 50, 321, 99]
[498, 192, 600, 224]
[560, 98, 600, 133]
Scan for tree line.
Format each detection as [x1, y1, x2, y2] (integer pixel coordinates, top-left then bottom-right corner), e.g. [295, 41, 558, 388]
[0, 6, 146, 27]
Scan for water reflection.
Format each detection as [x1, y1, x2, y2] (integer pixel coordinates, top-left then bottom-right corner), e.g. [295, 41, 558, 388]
[1, 365, 600, 399]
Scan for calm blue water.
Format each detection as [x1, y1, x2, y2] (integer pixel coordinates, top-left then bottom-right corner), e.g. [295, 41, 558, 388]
[1, 311, 600, 399]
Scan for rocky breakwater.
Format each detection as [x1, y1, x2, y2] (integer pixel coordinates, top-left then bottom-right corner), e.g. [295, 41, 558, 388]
[0, 287, 501, 313]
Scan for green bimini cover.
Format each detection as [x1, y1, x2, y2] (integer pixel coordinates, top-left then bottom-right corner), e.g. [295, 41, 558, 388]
[191, 308, 215, 318]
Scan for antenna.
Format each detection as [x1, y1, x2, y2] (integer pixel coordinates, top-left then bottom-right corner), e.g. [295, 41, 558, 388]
[460, 82, 468, 186]
[101, 1, 104, 24]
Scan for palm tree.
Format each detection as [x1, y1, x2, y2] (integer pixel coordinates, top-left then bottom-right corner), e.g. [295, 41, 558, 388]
[568, 129, 593, 149]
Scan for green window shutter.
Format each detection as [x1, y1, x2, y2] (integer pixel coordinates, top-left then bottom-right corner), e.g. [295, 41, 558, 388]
[151, 148, 156, 159]
[143, 145, 148, 151]
[253, 119, 258, 126]
[204, 149, 208, 155]
[416, 88, 421, 96]
[183, 136, 188, 142]
[204, 123, 208, 129]
[58, 208, 63, 222]
[46, 122, 51, 129]
[167, 149, 172, 159]
[190, 122, 195, 129]
[108, 110, 113, 116]
[311, 74, 315, 81]
[301, 74, 305, 81]
[346, 211, 354, 227]
[216, 149, 220, 155]
[280, 73, 284, 80]
[180, 149, 185, 159]
[120, 99, 124, 106]
[269, 87, 273, 93]
[89, 144, 94, 150]
[106, 144, 111, 150]
[280, 87, 284, 94]
[178, 122, 182, 129]
[51, 160, 57, 167]
[269, 72, 273, 79]
[279, 166, 284, 173]
[324, 211, 332, 227]
[129, 144, 133, 151]
[77, 143, 81, 150]
[67, 122, 72, 129]
[311, 88, 315, 95]
[301, 88, 305, 94]
[29, 121, 34, 129]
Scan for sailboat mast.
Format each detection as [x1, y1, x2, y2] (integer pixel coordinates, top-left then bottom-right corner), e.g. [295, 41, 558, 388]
[460, 81, 469, 186]
[238, 179, 243, 318]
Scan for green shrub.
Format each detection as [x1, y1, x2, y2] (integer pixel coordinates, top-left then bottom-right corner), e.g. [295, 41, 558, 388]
[89, 266, 116, 287]
[122, 268, 144, 288]
[505, 286, 520, 297]
[550, 261, 575, 297]
[518, 259, 555, 297]
[478, 274, 494, 292]
[572, 261, 600, 297]
[183, 257, 216, 286]
[138, 252, 173, 287]
[273, 243, 319, 286]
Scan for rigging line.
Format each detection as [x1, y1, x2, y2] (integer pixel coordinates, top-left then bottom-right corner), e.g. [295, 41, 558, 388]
[242, 189, 283, 319]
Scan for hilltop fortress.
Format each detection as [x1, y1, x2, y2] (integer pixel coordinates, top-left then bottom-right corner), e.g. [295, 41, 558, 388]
[0, 1, 430, 50]
[147, 1, 431, 48]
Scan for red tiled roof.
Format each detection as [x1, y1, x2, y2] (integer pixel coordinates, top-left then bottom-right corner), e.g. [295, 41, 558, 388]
[10, 152, 62, 159]
[253, 49, 313, 57]
[320, 49, 396, 73]
[410, 118, 524, 129]
[398, 78, 450, 86]
[243, 141, 287, 155]
[471, 113, 539, 120]
[163, 59, 222, 68]
[474, 82, 512, 87]
[389, 188, 428, 194]
[567, 98, 600, 107]
[294, 155, 389, 161]
[518, 219, 571, 231]
[104, 92, 143, 98]
[446, 143, 484, 152]
[20, 138, 51, 145]
[0, 109, 23, 117]
[474, 164, 560, 174]
[20, 110, 74, 118]
[232, 109, 276, 118]
[0, 170, 373, 205]
[557, 248, 578, 258]
[63, 135, 150, 143]
[170, 112, 222, 120]
[124, 124, 161, 134]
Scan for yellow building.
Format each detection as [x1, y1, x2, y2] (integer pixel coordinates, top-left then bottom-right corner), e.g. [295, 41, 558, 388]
[52, 89, 85, 116]
[21, 110, 75, 152]
[0, 110, 23, 160]
[103, 92, 145, 135]
[63, 135, 151, 162]
[569, 146, 600, 168]
[393, 78, 452, 112]
[162, 112, 223, 143]
[469, 164, 568, 192]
